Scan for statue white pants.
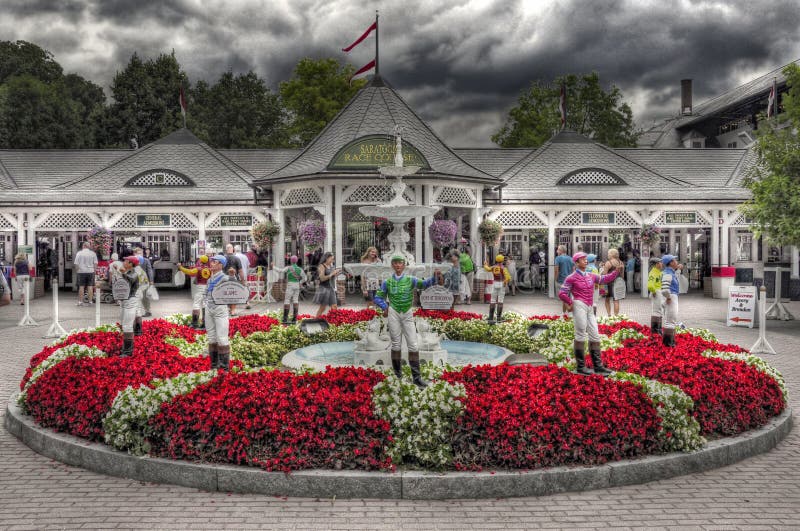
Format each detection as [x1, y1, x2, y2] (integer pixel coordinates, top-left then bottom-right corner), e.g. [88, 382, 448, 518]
[572, 300, 601, 342]
[650, 290, 664, 318]
[135, 286, 149, 317]
[490, 282, 506, 303]
[205, 303, 230, 346]
[284, 282, 301, 304]
[120, 297, 138, 333]
[663, 294, 680, 330]
[191, 283, 207, 311]
[387, 307, 418, 352]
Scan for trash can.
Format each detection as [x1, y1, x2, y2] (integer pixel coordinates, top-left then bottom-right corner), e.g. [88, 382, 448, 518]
[711, 266, 735, 299]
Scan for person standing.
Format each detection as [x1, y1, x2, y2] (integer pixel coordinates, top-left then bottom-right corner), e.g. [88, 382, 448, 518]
[74, 242, 98, 306]
[131, 254, 150, 336]
[373, 255, 442, 388]
[13, 253, 30, 305]
[559, 252, 621, 376]
[626, 251, 637, 293]
[273, 255, 307, 323]
[554, 245, 573, 314]
[529, 248, 541, 290]
[313, 252, 340, 316]
[233, 245, 251, 309]
[602, 248, 625, 316]
[0, 265, 11, 306]
[179, 253, 212, 329]
[224, 243, 243, 315]
[505, 255, 518, 296]
[116, 256, 140, 357]
[483, 254, 511, 322]
[360, 246, 381, 310]
[660, 255, 683, 347]
[133, 247, 154, 317]
[586, 253, 600, 315]
[458, 246, 474, 304]
[205, 255, 232, 371]
[446, 251, 462, 308]
[643, 256, 664, 336]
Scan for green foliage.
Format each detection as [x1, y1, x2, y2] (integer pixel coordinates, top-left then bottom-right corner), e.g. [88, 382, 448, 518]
[164, 334, 207, 358]
[279, 58, 367, 146]
[230, 327, 312, 367]
[743, 64, 800, 247]
[492, 72, 640, 148]
[0, 40, 63, 83]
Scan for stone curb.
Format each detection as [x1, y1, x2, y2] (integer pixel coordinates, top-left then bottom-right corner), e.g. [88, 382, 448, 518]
[5, 395, 792, 499]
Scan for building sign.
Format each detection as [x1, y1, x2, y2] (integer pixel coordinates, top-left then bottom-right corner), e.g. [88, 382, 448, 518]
[328, 135, 431, 170]
[219, 214, 253, 227]
[136, 214, 171, 227]
[726, 285, 757, 328]
[581, 212, 615, 225]
[420, 285, 454, 310]
[665, 212, 697, 224]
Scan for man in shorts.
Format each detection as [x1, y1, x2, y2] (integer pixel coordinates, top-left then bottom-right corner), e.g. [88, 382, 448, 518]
[73, 242, 98, 306]
[554, 245, 573, 314]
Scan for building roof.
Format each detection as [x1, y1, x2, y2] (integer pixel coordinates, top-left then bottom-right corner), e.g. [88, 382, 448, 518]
[453, 148, 533, 178]
[0, 150, 128, 190]
[617, 147, 749, 187]
[257, 75, 499, 185]
[219, 149, 300, 179]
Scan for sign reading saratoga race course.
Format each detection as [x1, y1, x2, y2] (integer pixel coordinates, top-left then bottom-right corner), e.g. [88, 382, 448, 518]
[328, 135, 430, 169]
[211, 279, 251, 305]
[726, 285, 757, 328]
[420, 285, 454, 310]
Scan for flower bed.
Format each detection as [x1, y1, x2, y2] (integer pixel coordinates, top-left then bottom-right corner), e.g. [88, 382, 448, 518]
[18, 311, 786, 474]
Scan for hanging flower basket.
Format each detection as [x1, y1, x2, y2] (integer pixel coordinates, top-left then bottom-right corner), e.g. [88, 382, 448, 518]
[478, 219, 503, 247]
[428, 219, 458, 248]
[251, 221, 281, 250]
[640, 224, 662, 245]
[299, 220, 327, 251]
[87, 227, 113, 258]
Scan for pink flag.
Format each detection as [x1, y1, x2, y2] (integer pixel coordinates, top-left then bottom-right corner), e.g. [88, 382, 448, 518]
[179, 87, 187, 117]
[342, 21, 377, 52]
[767, 78, 776, 118]
[349, 59, 376, 84]
[559, 83, 567, 128]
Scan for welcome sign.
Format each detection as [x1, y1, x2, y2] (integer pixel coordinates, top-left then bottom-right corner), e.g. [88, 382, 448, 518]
[420, 285, 454, 310]
[726, 285, 756, 328]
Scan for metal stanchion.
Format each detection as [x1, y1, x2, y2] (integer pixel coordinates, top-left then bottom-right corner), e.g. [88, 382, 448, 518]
[18, 279, 38, 327]
[44, 279, 67, 338]
[95, 287, 101, 326]
[765, 267, 794, 321]
[751, 286, 776, 355]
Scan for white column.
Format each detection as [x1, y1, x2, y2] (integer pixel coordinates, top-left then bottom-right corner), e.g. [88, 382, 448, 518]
[198, 212, 206, 241]
[16, 213, 25, 250]
[275, 208, 285, 267]
[721, 222, 730, 266]
[423, 184, 434, 263]
[751, 231, 759, 264]
[470, 188, 481, 267]
[710, 209, 719, 269]
[791, 246, 799, 279]
[324, 186, 334, 254]
[547, 212, 556, 298]
[668, 228, 676, 257]
[334, 185, 343, 267]
[414, 185, 422, 261]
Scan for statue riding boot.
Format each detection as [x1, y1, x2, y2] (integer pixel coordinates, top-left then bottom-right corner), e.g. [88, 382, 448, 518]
[191, 311, 199, 329]
[217, 345, 230, 371]
[574, 340, 593, 375]
[120, 333, 135, 358]
[282, 305, 290, 324]
[292, 304, 299, 323]
[208, 343, 219, 369]
[408, 351, 428, 388]
[199, 309, 206, 330]
[134, 316, 143, 336]
[662, 328, 675, 347]
[589, 341, 613, 376]
[496, 303, 504, 322]
[650, 317, 660, 335]
[391, 350, 403, 379]
[488, 304, 496, 322]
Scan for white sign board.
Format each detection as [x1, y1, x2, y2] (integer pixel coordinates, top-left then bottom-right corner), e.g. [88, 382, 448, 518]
[211, 279, 251, 305]
[420, 285, 454, 310]
[727, 285, 757, 328]
[112, 278, 132, 301]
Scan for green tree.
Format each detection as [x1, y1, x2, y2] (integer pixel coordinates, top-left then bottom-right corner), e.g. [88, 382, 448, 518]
[0, 40, 62, 84]
[279, 58, 367, 146]
[742, 64, 800, 247]
[105, 51, 187, 147]
[191, 71, 287, 148]
[492, 72, 640, 148]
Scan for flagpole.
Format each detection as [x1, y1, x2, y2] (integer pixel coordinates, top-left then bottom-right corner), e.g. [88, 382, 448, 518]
[773, 77, 778, 118]
[375, 10, 380, 76]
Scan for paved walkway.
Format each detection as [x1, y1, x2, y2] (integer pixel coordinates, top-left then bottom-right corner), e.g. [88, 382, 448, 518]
[1, 287, 799, 530]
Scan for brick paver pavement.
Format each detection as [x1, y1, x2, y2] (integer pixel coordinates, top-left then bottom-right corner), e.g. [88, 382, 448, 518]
[1, 287, 799, 530]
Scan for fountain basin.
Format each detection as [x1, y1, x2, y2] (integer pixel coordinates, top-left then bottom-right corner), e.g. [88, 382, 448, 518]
[281, 340, 514, 372]
[358, 204, 440, 223]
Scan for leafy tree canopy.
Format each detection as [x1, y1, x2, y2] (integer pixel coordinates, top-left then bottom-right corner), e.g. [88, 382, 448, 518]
[279, 58, 367, 146]
[492, 72, 640, 148]
[0, 40, 63, 84]
[742, 64, 800, 247]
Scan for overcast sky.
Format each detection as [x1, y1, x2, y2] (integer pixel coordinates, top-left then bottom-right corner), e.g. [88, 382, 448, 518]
[2, 0, 799, 146]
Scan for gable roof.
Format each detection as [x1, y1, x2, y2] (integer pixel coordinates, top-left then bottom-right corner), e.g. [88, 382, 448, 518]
[0, 150, 128, 190]
[617, 148, 749, 187]
[453, 148, 533, 178]
[258, 75, 498, 185]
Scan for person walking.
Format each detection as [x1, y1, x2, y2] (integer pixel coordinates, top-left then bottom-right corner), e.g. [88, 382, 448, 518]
[458, 245, 474, 304]
[234, 245, 251, 309]
[586, 253, 600, 315]
[133, 247, 154, 316]
[178, 253, 212, 329]
[74, 242, 98, 306]
[273, 255, 307, 323]
[602, 248, 625, 316]
[660, 255, 684, 347]
[647, 257, 666, 336]
[360, 246, 381, 310]
[224, 244, 243, 315]
[373, 255, 442, 388]
[205, 255, 232, 371]
[446, 251, 462, 308]
[0, 265, 11, 306]
[13, 253, 30, 305]
[483, 254, 511, 323]
[558, 252, 621, 376]
[313, 252, 340, 316]
[505, 255, 518, 296]
[116, 256, 140, 358]
[132, 255, 150, 336]
[554, 245, 573, 314]
[529, 248, 542, 290]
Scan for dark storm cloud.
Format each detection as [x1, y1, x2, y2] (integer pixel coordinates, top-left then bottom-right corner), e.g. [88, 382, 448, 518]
[2, 0, 799, 145]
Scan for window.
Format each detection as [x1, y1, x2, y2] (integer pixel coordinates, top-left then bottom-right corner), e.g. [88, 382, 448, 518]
[727, 142, 737, 148]
[691, 141, 703, 148]
[499, 233, 523, 260]
[736, 233, 752, 262]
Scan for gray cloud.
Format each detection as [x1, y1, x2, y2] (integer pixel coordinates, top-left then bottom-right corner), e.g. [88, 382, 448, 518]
[1, 0, 799, 146]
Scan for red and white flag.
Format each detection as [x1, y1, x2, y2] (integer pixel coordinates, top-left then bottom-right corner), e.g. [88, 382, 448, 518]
[559, 83, 567, 128]
[349, 59, 376, 84]
[767, 77, 776, 118]
[342, 21, 377, 52]
[179, 87, 187, 118]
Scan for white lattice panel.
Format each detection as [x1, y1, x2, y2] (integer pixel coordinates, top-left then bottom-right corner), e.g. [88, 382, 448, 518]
[559, 169, 624, 185]
[615, 211, 639, 227]
[731, 214, 751, 226]
[494, 211, 545, 228]
[111, 213, 137, 229]
[344, 185, 414, 204]
[435, 187, 476, 206]
[127, 170, 192, 186]
[281, 188, 322, 206]
[38, 213, 95, 229]
[557, 212, 583, 226]
[172, 213, 196, 229]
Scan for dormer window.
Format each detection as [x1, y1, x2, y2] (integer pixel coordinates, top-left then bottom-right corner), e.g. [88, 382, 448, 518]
[557, 168, 626, 185]
[125, 169, 195, 187]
